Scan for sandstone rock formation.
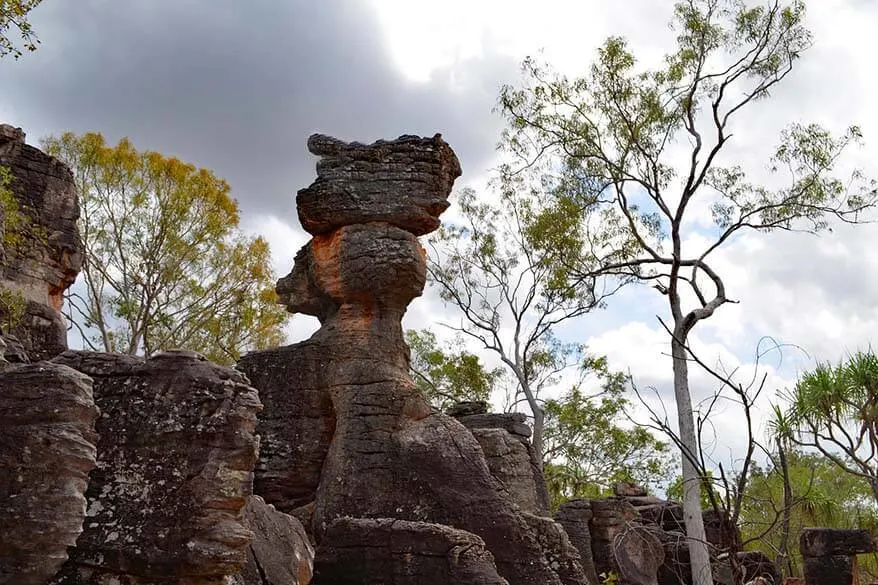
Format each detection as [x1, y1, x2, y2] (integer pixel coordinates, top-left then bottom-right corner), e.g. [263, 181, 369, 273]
[50, 350, 262, 584]
[555, 500, 601, 585]
[231, 496, 315, 585]
[451, 408, 550, 515]
[800, 528, 877, 585]
[312, 518, 509, 584]
[0, 362, 98, 585]
[0, 124, 82, 361]
[242, 133, 587, 585]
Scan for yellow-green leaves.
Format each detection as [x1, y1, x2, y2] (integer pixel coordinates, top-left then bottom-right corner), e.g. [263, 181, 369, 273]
[43, 132, 289, 364]
[0, 0, 42, 59]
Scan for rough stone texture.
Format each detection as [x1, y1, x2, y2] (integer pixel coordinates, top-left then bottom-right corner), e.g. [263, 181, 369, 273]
[312, 518, 509, 585]
[250, 134, 587, 585]
[237, 341, 335, 514]
[455, 411, 551, 514]
[614, 525, 665, 585]
[0, 362, 98, 585]
[614, 482, 649, 498]
[0, 124, 82, 361]
[447, 400, 489, 417]
[229, 496, 314, 585]
[456, 412, 533, 438]
[296, 133, 461, 236]
[555, 500, 600, 585]
[470, 427, 544, 515]
[0, 333, 29, 364]
[800, 528, 877, 558]
[802, 555, 854, 585]
[50, 350, 262, 584]
[590, 498, 640, 579]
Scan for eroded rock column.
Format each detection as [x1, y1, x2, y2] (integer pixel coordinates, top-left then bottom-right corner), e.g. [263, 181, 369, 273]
[244, 133, 587, 585]
[0, 124, 83, 361]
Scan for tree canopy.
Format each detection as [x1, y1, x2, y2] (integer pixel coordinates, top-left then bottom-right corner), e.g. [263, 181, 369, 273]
[43, 132, 289, 364]
[783, 349, 878, 503]
[0, 0, 43, 59]
[497, 1, 878, 584]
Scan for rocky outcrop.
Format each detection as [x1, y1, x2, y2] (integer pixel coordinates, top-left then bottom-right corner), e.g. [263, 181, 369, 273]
[312, 518, 509, 584]
[237, 337, 335, 515]
[0, 124, 82, 361]
[450, 405, 549, 515]
[241, 133, 586, 584]
[555, 500, 600, 585]
[231, 496, 314, 585]
[800, 528, 877, 585]
[295, 133, 458, 236]
[0, 362, 98, 585]
[50, 350, 262, 584]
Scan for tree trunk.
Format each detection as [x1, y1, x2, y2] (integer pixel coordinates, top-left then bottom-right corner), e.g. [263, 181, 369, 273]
[532, 404, 544, 467]
[776, 438, 794, 576]
[869, 477, 878, 505]
[671, 331, 714, 585]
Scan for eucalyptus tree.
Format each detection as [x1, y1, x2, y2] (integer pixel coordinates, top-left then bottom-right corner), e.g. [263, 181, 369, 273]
[498, 2, 877, 583]
[425, 186, 619, 461]
[43, 132, 289, 364]
[0, 0, 44, 59]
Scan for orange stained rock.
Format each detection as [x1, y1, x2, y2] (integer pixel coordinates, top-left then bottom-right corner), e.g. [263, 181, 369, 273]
[311, 230, 344, 301]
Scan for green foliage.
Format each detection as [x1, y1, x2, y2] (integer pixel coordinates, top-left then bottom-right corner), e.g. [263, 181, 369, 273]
[406, 329, 503, 412]
[0, 285, 26, 331]
[42, 132, 289, 364]
[427, 183, 608, 459]
[0, 0, 43, 59]
[0, 165, 25, 250]
[542, 362, 673, 508]
[783, 349, 878, 501]
[739, 450, 878, 578]
[666, 471, 718, 509]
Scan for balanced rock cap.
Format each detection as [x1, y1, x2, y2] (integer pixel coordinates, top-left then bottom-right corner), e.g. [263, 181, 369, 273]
[296, 133, 462, 236]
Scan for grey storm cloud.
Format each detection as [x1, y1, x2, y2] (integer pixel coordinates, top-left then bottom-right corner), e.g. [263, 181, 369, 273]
[0, 0, 518, 221]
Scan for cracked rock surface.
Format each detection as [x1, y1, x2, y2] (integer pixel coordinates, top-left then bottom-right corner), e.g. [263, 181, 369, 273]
[50, 350, 262, 584]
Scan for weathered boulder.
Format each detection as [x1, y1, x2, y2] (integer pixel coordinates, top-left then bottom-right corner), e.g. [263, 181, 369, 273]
[454, 410, 550, 513]
[237, 340, 335, 515]
[296, 133, 461, 236]
[50, 350, 262, 584]
[799, 528, 876, 585]
[0, 362, 98, 585]
[800, 528, 877, 558]
[251, 134, 587, 585]
[455, 412, 533, 438]
[555, 500, 600, 585]
[469, 427, 546, 515]
[312, 518, 509, 585]
[230, 496, 314, 585]
[446, 400, 489, 417]
[590, 498, 640, 579]
[802, 555, 854, 585]
[614, 525, 665, 585]
[0, 124, 82, 361]
[0, 333, 29, 364]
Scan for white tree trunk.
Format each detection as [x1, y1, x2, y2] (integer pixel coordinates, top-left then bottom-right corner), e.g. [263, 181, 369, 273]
[671, 332, 713, 585]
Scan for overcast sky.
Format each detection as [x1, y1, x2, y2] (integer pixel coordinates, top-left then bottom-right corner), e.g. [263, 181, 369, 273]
[4, 0, 878, 469]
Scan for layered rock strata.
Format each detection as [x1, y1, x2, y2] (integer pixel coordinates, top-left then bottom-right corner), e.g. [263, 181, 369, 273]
[0, 124, 82, 360]
[242, 133, 587, 585]
[0, 362, 98, 585]
[50, 350, 262, 584]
